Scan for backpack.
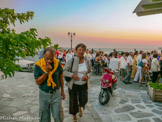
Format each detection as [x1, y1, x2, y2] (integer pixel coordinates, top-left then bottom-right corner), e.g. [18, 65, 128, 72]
[138, 61, 143, 67]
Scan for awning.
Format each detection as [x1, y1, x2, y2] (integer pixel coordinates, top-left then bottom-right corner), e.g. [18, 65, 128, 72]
[133, 0, 162, 16]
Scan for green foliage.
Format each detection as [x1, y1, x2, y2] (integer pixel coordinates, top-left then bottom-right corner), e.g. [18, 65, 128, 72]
[0, 8, 52, 77]
[53, 44, 62, 50]
[149, 83, 162, 90]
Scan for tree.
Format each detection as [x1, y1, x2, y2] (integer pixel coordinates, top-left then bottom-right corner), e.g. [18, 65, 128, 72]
[53, 44, 62, 50]
[0, 8, 52, 77]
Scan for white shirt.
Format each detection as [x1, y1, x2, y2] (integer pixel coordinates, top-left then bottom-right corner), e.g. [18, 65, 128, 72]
[87, 53, 92, 60]
[58, 53, 63, 59]
[74, 60, 87, 85]
[103, 56, 108, 64]
[120, 56, 127, 69]
[142, 59, 148, 67]
[66, 53, 73, 62]
[92, 54, 95, 59]
[109, 58, 119, 70]
[127, 55, 133, 66]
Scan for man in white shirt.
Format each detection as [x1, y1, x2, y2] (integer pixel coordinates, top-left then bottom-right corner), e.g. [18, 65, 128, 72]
[66, 50, 73, 62]
[58, 51, 63, 62]
[87, 51, 92, 60]
[134, 51, 143, 83]
[119, 52, 127, 81]
[123, 52, 133, 84]
[109, 56, 119, 71]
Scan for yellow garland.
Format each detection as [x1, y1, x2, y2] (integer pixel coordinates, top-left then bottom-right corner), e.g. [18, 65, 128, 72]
[35, 58, 59, 88]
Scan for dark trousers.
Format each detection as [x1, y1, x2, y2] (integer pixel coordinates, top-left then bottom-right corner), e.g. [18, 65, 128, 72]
[68, 83, 88, 115]
[91, 59, 94, 67]
[152, 72, 159, 83]
[124, 66, 132, 83]
[94, 64, 101, 74]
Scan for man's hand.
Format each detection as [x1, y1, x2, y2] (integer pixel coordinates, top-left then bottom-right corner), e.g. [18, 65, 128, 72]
[82, 75, 88, 81]
[72, 74, 80, 80]
[61, 90, 66, 100]
[46, 63, 52, 72]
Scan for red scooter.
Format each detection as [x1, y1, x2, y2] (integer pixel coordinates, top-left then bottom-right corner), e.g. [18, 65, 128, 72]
[99, 68, 118, 105]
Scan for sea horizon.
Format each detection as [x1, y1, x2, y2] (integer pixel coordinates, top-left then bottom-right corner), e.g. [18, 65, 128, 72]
[61, 47, 161, 54]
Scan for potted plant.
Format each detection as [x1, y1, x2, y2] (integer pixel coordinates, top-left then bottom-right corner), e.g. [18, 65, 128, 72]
[147, 83, 162, 102]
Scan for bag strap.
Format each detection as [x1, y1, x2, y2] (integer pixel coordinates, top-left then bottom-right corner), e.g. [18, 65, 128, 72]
[70, 58, 74, 72]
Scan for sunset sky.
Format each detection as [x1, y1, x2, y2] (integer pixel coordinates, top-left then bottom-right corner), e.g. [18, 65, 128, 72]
[1, 0, 162, 48]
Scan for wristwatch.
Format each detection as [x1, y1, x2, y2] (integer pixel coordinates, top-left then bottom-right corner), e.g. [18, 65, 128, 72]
[45, 71, 48, 75]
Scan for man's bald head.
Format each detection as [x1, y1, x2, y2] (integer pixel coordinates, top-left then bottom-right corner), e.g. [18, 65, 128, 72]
[43, 47, 56, 64]
[43, 47, 56, 55]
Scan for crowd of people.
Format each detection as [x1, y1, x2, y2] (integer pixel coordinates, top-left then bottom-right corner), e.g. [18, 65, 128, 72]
[111, 50, 162, 86]
[41, 48, 162, 86]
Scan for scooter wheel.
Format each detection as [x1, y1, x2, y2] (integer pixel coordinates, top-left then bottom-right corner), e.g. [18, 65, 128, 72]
[99, 90, 110, 105]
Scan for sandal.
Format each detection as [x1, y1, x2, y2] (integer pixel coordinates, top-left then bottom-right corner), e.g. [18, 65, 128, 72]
[73, 115, 77, 122]
[79, 107, 83, 117]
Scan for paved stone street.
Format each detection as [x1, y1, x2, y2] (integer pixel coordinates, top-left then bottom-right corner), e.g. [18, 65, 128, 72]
[0, 72, 102, 122]
[0, 69, 162, 122]
[89, 85, 162, 122]
[89, 74, 162, 122]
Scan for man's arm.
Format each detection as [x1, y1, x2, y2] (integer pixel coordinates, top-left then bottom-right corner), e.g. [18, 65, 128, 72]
[127, 63, 130, 71]
[35, 73, 48, 85]
[59, 74, 64, 92]
[66, 54, 69, 62]
[34, 63, 52, 86]
[59, 74, 66, 100]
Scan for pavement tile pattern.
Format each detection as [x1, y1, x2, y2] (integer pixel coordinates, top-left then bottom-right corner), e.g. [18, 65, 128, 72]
[0, 71, 162, 122]
[0, 72, 102, 122]
[89, 84, 162, 122]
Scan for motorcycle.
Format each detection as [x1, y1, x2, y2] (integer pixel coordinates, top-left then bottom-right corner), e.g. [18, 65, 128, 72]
[99, 68, 118, 105]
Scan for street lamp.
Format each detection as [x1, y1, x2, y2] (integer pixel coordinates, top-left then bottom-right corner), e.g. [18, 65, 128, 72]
[68, 32, 75, 50]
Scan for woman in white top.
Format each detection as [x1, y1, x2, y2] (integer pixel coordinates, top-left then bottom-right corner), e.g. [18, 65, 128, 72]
[151, 53, 160, 83]
[63, 43, 92, 122]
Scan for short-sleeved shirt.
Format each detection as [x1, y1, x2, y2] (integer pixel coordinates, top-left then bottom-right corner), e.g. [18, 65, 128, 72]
[120, 56, 127, 69]
[127, 56, 133, 66]
[34, 62, 63, 93]
[142, 59, 148, 67]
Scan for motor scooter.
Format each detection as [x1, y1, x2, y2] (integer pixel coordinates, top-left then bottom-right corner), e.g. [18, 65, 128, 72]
[99, 68, 118, 105]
